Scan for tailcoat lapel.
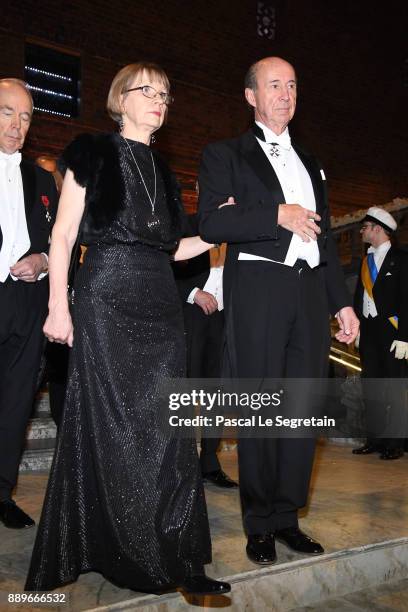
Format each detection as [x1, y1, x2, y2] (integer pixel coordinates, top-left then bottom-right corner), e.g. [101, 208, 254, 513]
[375, 247, 396, 285]
[20, 159, 36, 216]
[239, 131, 326, 214]
[240, 131, 285, 204]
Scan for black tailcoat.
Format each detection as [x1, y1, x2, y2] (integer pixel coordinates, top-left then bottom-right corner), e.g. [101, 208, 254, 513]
[0, 160, 58, 499]
[354, 246, 408, 343]
[354, 246, 408, 449]
[173, 215, 225, 473]
[197, 128, 351, 533]
[198, 129, 350, 316]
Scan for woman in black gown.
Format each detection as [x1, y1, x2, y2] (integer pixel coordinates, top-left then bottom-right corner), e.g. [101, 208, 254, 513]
[25, 62, 230, 596]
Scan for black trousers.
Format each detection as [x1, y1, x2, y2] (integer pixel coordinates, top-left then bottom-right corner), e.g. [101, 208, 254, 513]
[0, 277, 48, 500]
[359, 315, 408, 450]
[230, 261, 331, 534]
[183, 304, 225, 473]
[45, 342, 70, 429]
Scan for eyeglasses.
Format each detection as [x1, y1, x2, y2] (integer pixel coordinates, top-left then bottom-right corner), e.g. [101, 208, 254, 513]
[361, 223, 376, 230]
[122, 85, 174, 105]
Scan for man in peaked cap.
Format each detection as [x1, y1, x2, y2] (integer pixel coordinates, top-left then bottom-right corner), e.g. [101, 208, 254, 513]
[353, 207, 408, 460]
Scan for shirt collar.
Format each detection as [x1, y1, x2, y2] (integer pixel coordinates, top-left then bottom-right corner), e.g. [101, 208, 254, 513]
[254, 121, 291, 150]
[0, 150, 22, 168]
[367, 240, 391, 255]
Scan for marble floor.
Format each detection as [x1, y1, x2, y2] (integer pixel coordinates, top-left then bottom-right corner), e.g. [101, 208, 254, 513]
[294, 578, 408, 611]
[1, 441, 408, 611]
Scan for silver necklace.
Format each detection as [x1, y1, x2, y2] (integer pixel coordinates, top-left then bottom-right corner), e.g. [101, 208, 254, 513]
[122, 136, 160, 230]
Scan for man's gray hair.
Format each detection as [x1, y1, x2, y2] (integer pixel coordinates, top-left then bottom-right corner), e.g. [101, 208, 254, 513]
[244, 62, 259, 91]
[0, 78, 34, 112]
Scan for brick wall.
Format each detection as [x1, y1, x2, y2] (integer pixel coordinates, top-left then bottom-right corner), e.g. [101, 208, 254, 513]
[1, 0, 406, 214]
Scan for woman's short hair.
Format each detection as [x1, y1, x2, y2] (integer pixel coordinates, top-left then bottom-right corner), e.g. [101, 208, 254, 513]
[107, 62, 170, 123]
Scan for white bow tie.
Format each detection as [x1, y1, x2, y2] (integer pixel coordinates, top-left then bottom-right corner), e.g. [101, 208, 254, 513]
[0, 151, 22, 169]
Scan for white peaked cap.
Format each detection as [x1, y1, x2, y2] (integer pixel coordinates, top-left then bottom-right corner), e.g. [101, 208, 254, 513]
[363, 206, 397, 232]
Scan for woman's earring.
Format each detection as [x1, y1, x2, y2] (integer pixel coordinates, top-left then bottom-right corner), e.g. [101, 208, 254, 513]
[151, 134, 156, 144]
[118, 116, 124, 133]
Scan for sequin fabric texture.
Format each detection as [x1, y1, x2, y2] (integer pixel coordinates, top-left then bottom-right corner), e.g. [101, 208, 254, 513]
[25, 135, 211, 592]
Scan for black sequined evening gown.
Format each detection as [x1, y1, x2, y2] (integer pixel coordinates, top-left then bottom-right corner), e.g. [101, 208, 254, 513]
[25, 134, 211, 592]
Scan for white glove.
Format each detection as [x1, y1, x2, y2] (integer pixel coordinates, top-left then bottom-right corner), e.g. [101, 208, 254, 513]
[390, 340, 408, 360]
[354, 332, 360, 349]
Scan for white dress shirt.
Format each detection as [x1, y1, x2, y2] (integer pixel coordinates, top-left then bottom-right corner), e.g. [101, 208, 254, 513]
[187, 267, 224, 311]
[238, 121, 320, 268]
[362, 240, 392, 318]
[187, 246, 225, 311]
[0, 151, 31, 282]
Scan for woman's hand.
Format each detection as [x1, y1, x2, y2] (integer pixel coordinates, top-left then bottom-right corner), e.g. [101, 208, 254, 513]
[43, 308, 74, 347]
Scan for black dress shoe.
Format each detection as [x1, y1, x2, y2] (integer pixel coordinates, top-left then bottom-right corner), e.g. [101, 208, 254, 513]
[0, 500, 35, 529]
[380, 448, 404, 460]
[275, 527, 324, 555]
[181, 574, 231, 595]
[202, 470, 238, 488]
[352, 443, 380, 455]
[246, 534, 276, 565]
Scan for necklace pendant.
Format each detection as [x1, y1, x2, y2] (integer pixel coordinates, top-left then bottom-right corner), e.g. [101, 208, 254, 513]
[147, 214, 161, 230]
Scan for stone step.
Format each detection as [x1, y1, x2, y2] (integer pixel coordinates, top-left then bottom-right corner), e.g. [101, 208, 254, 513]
[21, 391, 56, 472]
[80, 538, 408, 611]
[32, 390, 51, 417]
[292, 577, 408, 611]
[24, 416, 56, 450]
[19, 448, 54, 472]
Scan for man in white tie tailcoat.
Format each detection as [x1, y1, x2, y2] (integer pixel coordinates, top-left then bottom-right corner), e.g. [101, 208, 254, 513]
[0, 79, 58, 528]
[198, 57, 359, 564]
